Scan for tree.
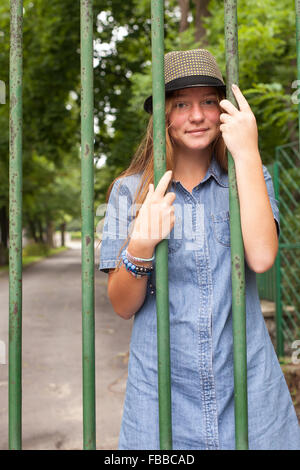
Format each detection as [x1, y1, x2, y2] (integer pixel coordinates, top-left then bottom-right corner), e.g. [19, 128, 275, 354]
[0, 0, 83, 259]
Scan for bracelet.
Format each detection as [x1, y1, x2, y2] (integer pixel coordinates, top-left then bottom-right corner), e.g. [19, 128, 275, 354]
[121, 250, 153, 278]
[126, 248, 155, 263]
[126, 251, 153, 269]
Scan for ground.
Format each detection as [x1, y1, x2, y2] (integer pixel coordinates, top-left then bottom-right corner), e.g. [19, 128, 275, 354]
[0, 244, 299, 449]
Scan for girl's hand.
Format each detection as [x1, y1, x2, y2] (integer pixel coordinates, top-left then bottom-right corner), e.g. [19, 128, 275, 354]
[219, 84, 259, 160]
[130, 170, 176, 249]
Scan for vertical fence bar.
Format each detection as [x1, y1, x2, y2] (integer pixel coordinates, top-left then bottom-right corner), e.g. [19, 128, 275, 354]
[151, 0, 173, 450]
[273, 157, 284, 357]
[224, 0, 249, 450]
[80, 0, 96, 450]
[296, 0, 300, 151]
[9, 0, 23, 450]
[295, 2, 300, 359]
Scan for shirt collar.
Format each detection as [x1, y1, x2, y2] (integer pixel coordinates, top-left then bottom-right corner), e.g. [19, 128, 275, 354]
[172, 153, 229, 188]
[206, 153, 229, 187]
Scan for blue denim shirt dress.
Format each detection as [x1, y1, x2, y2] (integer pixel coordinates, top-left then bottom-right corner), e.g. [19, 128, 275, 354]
[99, 154, 300, 450]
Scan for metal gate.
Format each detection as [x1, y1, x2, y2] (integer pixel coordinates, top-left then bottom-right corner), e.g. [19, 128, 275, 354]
[8, 0, 95, 450]
[274, 142, 300, 357]
[5, 0, 300, 451]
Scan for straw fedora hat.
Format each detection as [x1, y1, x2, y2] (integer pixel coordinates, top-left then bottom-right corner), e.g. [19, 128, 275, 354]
[144, 49, 226, 113]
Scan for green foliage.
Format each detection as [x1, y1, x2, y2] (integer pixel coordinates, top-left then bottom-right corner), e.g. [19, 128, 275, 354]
[204, 0, 297, 163]
[70, 231, 82, 240]
[0, 0, 82, 251]
[23, 242, 50, 257]
[1, 0, 299, 254]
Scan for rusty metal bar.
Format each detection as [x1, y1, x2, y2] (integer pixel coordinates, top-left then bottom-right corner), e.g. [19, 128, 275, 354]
[9, 0, 23, 450]
[151, 0, 173, 450]
[296, 0, 300, 152]
[224, 0, 249, 450]
[80, 0, 96, 450]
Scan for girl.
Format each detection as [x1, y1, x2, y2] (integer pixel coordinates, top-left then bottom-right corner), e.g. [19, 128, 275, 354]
[99, 49, 300, 450]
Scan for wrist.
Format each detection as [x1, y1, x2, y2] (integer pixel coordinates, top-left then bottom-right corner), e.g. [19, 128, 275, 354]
[232, 148, 261, 167]
[127, 239, 155, 261]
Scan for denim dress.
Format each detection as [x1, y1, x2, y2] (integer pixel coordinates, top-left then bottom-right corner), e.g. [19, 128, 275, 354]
[99, 154, 300, 450]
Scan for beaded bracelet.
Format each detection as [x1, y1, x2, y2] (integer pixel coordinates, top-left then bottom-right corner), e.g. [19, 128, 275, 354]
[121, 250, 153, 279]
[125, 248, 155, 263]
[125, 250, 154, 268]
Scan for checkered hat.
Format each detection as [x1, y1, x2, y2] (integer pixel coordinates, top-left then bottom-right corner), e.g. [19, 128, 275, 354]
[144, 49, 226, 113]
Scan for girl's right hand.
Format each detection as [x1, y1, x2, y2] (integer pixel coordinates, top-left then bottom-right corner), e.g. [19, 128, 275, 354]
[130, 170, 176, 250]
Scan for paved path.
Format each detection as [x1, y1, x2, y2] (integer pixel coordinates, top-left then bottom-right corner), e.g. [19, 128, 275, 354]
[0, 244, 133, 450]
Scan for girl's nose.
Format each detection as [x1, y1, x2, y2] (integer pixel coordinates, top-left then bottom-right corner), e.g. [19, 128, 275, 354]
[189, 103, 205, 122]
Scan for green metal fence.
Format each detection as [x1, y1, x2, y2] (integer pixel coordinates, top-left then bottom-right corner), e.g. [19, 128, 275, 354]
[151, 0, 248, 450]
[8, 0, 300, 452]
[6, 0, 248, 450]
[8, 0, 96, 450]
[274, 142, 300, 357]
[9, 0, 23, 450]
[257, 266, 276, 302]
[257, 145, 300, 357]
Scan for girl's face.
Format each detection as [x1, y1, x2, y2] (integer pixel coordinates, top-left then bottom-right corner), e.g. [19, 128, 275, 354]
[168, 86, 221, 153]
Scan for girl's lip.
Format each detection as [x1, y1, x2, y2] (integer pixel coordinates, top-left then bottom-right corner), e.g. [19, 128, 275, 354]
[186, 129, 208, 133]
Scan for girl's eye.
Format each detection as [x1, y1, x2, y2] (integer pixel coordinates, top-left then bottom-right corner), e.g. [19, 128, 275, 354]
[202, 99, 218, 107]
[175, 102, 188, 109]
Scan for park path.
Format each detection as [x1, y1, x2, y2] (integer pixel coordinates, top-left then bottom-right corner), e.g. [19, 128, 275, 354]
[0, 243, 132, 450]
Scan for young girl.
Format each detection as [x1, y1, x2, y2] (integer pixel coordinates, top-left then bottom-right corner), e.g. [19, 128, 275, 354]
[99, 49, 300, 450]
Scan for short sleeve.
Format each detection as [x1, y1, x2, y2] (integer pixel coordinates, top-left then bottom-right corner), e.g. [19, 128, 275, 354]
[98, 178, 135, 274]
[262, 165, 280, 237]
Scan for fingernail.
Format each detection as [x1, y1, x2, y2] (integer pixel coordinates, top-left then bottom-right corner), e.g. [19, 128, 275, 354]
[232, 83, 237, 89]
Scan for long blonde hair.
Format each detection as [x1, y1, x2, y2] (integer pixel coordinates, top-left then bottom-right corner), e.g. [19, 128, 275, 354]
[104, 88, 227, 272]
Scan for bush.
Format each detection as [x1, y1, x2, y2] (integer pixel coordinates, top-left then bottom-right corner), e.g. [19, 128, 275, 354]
[70, 231, 81, 240]
[22, 243, 50, 257]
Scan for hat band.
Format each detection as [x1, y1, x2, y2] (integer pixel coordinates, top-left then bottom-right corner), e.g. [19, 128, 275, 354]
[165, 75, 225, 92]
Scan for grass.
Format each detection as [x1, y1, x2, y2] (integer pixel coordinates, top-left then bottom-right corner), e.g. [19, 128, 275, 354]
[0, 246, 69, 273]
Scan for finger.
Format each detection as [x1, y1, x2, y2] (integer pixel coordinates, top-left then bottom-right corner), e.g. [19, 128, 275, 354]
[219, 112, 232, 123]
[143, 183, 154, 204]
[164, 191, 176, 205]
[154, 170, 173, 197]
[219, 98, 238, 116]
[231, 84, 251, 112]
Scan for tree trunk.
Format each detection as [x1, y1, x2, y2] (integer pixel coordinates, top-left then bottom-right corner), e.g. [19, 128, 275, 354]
[192, 0, 211, 44]
[60, 222, 66, 247]
[46, 220, 54, 248]
[0, 205, 8, 248]
[28, 219, 38, 243]
[38, 220, 44, 243]
[178, 0, 190, 33]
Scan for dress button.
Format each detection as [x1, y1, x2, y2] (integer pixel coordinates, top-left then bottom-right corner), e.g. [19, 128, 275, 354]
[149, 283, 155, 295]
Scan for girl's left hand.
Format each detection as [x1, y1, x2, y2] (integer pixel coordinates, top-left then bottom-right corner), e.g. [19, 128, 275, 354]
[219, 84, 259, 159]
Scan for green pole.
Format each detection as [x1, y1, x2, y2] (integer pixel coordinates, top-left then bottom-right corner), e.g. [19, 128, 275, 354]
[151, 0, 173, 450]
[9, 0, 23, 450]
[273, 157, 284, 357]
[296, 0, 300, 150]
[80, 0, 96, 450]
[224, 0, 249, 450]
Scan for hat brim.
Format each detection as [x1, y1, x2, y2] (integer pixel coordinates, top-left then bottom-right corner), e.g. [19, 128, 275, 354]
[144, 75, 226, 114]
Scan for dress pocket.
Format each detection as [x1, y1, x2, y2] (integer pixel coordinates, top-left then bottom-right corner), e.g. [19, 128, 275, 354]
[211, 210, 231, 247]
